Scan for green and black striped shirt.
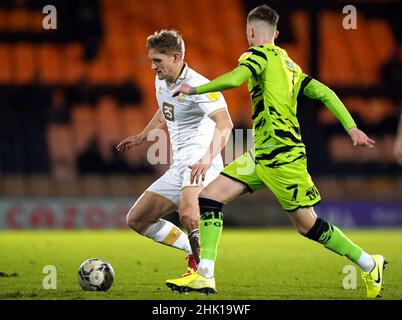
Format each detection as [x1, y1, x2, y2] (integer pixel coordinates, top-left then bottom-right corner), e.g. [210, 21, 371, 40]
[195, 43, 356, 159]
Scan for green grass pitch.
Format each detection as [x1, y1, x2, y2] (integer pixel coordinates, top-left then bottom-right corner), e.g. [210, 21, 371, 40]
[1, 229, 401, 300]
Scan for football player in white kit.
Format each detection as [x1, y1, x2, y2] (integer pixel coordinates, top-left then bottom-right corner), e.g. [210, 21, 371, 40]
[116, 30, 233, 274]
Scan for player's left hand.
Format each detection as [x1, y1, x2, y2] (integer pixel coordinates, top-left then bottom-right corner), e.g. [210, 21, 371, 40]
[189, 158, 212, 185]
[172, 84, 196, 97]
[348, 127, 375, 148]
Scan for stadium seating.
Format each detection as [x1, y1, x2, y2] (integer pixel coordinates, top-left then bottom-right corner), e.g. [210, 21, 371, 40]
[320, 11, 396, 86]
[0, 0, 400, 199]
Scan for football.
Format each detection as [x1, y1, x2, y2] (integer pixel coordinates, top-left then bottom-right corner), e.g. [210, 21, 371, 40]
[77, 258, 115, 291]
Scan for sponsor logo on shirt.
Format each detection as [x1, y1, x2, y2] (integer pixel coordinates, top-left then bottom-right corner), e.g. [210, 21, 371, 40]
[238, 51, 253, 62]
[207, 92, 220, 102]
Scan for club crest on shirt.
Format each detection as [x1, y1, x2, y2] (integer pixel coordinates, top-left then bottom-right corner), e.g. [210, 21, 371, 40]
[238, 51, 253, 62]
[157, 86, 163, 94]
[207, 92, 220, 102]
[176, 93, 186, 102]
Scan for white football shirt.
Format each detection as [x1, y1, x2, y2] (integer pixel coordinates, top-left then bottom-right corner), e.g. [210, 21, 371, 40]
[155, 63, 228, 165]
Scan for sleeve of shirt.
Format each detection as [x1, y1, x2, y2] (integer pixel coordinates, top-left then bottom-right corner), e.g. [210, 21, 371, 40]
[195, 46, 267, 95]
[195, 65, 251, 94]
[237, 46, 268, 78]
[193, 90, 228, 118]
[302, 75, 356, 131]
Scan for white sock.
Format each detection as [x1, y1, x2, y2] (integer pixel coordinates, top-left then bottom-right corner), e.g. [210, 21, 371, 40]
[197, 259, 215, 278]
[357, 251, 375, 272]
[142, 219, 192, 255]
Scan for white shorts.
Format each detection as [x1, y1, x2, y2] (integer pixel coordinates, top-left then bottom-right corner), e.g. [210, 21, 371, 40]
[146, 156, 223, 208]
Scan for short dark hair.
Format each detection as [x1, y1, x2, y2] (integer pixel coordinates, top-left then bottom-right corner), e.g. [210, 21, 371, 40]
[146, 29, 185, 57]
[247, 4, 279, 27]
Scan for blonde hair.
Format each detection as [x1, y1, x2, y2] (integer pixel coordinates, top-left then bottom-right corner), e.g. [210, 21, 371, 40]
[146, 29, 185, 59]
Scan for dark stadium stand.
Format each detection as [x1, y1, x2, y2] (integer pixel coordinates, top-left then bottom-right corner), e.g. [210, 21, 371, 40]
[0, 0, 401, 199]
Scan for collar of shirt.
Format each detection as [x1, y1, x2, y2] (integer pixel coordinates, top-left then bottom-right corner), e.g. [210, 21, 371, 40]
[166, 63, 189, 89]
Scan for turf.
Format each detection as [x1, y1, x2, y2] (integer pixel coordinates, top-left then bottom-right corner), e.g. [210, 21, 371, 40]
[0, 229, 401, 300]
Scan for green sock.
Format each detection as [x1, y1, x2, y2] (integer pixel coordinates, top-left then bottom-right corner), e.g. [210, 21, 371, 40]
[324, 226, 362, 263]
[199, 198, 223, 261]
[306, 218, 362, 263]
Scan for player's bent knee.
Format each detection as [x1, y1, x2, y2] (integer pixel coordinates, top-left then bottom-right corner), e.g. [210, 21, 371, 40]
[199, 187, 220, 202]
[200, 174, 244, 203]
[126, 209, 151, 234]
[293, 221, 312, 236]
[296, 225, 310, 236]
[126, 211, 140, 231]
[290, 207, 318, 236]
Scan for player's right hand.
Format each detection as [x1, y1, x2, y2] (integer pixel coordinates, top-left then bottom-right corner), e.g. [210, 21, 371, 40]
[172, 84, 196, 97]
[116, 134, 145, 152]
[348, 127, 375, 148]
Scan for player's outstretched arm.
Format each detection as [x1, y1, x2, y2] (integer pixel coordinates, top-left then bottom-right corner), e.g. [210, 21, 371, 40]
[172, 66, 251, 97]
[303, 76, 375, 148]
[190, 110, 233, 184]
[116, 109, 166, 152]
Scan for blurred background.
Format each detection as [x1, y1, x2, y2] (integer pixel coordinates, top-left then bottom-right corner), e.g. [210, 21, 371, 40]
[0, 0, 401, 230]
